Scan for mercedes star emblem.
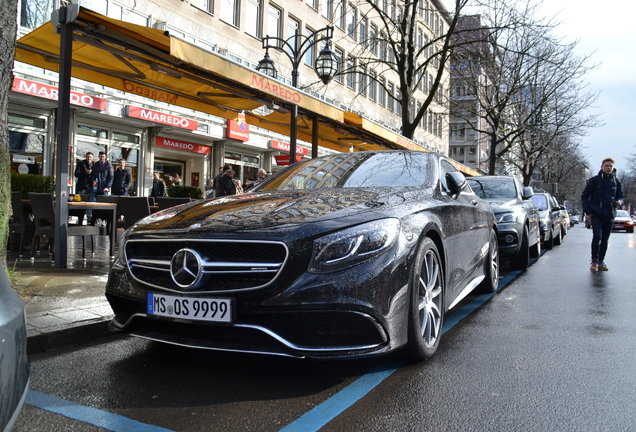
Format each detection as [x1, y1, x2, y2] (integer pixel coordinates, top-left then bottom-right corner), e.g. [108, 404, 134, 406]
[170, 248, 203, 288]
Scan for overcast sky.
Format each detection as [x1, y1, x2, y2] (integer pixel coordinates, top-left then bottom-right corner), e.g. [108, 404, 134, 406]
[539, 1, 636, 174]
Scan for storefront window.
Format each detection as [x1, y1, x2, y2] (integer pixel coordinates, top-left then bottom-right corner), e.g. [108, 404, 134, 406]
[9, 112, 47, 174]
[9, 113, 45, 128]
[113, 131, 140, 143]
[77, 125, 109, 139]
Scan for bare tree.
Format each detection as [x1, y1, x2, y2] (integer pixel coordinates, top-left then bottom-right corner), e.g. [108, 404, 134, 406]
[1, 0, 18, 261]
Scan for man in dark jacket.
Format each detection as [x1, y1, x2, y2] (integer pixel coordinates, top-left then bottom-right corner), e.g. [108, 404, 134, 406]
[90, 151, 114, 199]
[581, 158, 624, 271]
[150, 172, 167, 199]
[213, 164, 231, 197]
[74, 152, 94, 194]
[216, 169, 236, 197]
[112, 158, 132, 196]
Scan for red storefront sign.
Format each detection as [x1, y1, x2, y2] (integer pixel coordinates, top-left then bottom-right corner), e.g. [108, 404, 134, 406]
[225, 113, 250, 141]
[12, 77, 107, 110]
[127, 105, 198, 130]
[274, 155, 303, 165]
[269, 140, 309, 156]
[155, 137, 210, 154]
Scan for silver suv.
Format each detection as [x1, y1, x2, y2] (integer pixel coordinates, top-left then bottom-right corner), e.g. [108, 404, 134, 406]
[468, 176, 541, 270]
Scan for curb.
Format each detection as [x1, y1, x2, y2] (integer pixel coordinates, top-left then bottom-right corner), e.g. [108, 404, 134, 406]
[27, 318, 117, 355]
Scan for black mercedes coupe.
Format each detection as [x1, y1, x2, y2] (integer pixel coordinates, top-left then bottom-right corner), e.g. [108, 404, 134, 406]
[106, 151, 498, 360]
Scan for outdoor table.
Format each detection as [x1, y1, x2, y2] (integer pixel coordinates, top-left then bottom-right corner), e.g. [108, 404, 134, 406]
[68, 201, 117, 257]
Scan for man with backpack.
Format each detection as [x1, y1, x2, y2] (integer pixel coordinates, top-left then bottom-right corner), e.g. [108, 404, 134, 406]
[581, 158, 624, 271]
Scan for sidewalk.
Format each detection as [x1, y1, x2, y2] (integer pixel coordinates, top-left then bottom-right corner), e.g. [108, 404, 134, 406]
[7, 236, 118, 354]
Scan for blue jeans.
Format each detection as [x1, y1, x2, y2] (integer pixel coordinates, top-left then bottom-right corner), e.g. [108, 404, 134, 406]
[590, 215, 613, 261]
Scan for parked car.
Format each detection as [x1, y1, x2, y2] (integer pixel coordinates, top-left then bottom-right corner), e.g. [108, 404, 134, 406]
[467, 176, 541, 270]
[106, 151, 499, 361]
[612, 210, 634, 233]
[559, 206, 570, 234]
[0, 261, 29, 432]
[570, 214, 580, 225]
[530, 192, 564, 249]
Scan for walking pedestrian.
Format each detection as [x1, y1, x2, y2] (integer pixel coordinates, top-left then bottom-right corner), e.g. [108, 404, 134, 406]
[216, 169, 236, 196]
[581, 157, 624, 271]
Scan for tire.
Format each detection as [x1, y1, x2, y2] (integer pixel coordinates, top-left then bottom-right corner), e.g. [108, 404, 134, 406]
[529, 238, 541, 259]
[478, 228, 499, 293]
[510, 226, 530, 270]
[544, 228, 554, 250]
[406, 237, 444, 361]
[554, 227, 563, 245]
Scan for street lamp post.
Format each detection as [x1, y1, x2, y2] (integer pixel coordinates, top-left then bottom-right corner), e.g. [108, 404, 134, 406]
[257, 26, 337, 162]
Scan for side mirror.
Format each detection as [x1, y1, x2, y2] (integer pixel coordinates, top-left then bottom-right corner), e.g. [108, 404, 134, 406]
[521, 186, 534, 199]
[446, 172, 467, 197]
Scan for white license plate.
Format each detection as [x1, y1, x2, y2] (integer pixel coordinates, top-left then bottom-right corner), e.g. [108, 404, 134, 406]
[147, 293, 232, 323]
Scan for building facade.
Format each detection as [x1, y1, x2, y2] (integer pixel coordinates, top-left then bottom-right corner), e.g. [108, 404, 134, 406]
[11, 0, 452, 195]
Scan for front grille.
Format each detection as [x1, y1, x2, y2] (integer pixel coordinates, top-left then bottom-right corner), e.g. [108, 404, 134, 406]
[125, 239, 288, 293]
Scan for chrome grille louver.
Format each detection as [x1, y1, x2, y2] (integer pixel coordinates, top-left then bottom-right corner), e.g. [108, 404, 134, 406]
[124, 239, 288, 293]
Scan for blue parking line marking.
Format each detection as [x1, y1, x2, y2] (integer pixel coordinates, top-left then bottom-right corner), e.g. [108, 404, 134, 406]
[279, 269, 521, 432]
[26, 391, 176, 432]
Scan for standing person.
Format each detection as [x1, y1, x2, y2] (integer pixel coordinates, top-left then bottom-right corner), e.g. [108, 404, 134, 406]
[150, 172, 167, 199]
[217, 169, 236, 196]
[74, 152, 94, 194]
[90, 151, 114, 200]
[581, 157, 624, 271]
[112, 158, 132, 196]
[171, 173, 182, 186]
[213, 164, 231, 197]
[234, 179, 244, 194]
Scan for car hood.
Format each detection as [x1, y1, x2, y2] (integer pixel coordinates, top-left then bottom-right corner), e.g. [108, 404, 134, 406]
[613, 216, 632, 222]
[131, 189, 421, 236]
[480, 198, 521, 213]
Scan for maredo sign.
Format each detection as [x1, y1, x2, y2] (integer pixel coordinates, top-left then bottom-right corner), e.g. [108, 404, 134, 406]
[12, 77, 107, 110]
[225, 113, 250, 141]
[126, 105, 198, 130]
[155, 137, 210, 154]
[268, 140, 309, 156]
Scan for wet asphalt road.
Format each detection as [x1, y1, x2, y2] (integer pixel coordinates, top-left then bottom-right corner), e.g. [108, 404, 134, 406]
[14, 225, 636, 431]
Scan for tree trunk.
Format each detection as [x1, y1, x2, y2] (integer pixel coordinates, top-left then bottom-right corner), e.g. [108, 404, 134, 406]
[1, 0, 18, 262]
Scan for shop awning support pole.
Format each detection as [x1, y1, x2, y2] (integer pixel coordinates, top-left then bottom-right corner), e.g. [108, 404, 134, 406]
[312, 116, 318, 158]
[53, 6, 79, 268]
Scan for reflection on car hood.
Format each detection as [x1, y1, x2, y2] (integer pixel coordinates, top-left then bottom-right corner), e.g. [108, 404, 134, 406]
[480, 198, 519, 212]
[133, 189, 417, 235]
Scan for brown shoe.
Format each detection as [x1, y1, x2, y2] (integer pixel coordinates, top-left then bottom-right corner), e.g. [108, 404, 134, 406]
[598, 261, 608, 271]
[590, 260, 599, 271]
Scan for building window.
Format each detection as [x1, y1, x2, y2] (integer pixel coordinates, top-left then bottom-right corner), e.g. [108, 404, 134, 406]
[267, 5, 281, 42]
[321, 0, 332, 19]
[387, 82, 394, 112]
[190, 0, 213, 13]
[221, 0, 239, 27]
[347, 5, 357, 40]
[378, 77, 386, 106]
[346, 56, 355, 89]
[334, 47, 344, 83]
[305, 27, 316, 66]
[359, 15, 367, 45]
[245, 0, 262, 37]
[19, 0, 55, 30]
[306, 0, 317, 10]
[369, 23, 378, 55]
[335, 1, 345, 30]
[368, 71, 376, 101]
[395, 89, 401, 115]
[286, 17, 300, 56]
[358, 66, 366, 96]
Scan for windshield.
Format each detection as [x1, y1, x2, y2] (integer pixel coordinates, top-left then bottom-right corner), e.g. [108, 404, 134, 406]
[468, 178, 516, 199]
[255, 152, 433, 191]
[615, 210, 630, 217]
[530, 195, 548, 210]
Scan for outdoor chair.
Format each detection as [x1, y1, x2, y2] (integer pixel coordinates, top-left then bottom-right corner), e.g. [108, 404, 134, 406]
[116, 196, 151, 230]
[9, 191, 36, 257]
[28, 192, 101, 260]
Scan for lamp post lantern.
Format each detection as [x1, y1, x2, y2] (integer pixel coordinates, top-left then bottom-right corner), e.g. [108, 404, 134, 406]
[257, 26, 337, 162]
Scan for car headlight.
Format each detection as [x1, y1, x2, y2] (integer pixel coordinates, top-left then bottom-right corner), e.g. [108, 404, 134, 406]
[308, 219, 400, 273]
[496, 212, 516, 224]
